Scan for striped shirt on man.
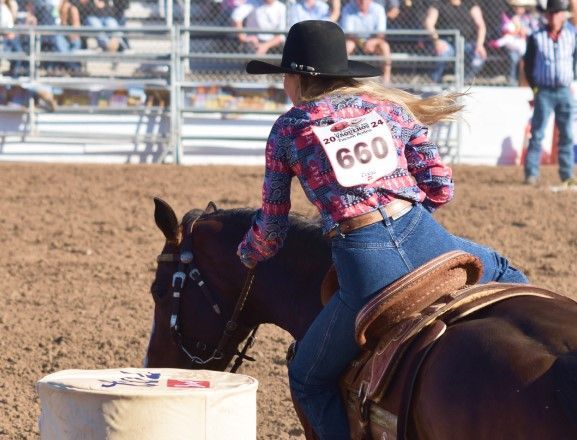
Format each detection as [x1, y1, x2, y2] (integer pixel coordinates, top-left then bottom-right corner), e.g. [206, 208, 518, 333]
[524, 23, 577, 88]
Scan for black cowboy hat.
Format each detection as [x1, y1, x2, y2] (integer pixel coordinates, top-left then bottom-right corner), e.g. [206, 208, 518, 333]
[537, 0, 569, 12]
[246, 20, 382, 78]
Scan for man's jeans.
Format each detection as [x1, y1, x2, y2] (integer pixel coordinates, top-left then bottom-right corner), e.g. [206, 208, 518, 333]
[44, 35, 82, 71]
[525, 86, 575, 181]
[432, 40, 485, 83]
[507, 49, 522, 86]
[85, 16, 127, 51]
[4, 36, 23, 76]
[288, 203, 528, 439]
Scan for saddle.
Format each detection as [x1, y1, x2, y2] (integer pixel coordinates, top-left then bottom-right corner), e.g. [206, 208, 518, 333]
[315, 251, 561, 440]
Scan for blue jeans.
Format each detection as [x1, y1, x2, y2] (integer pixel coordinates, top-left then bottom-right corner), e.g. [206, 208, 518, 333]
[431, 40, 484, 83]
[43, 34, 82, 71]
[525, 86, 575, 181]
[288, 203, 528, 439]
[4, 36, 24, 77]
[507, 50, 522, 86]
[85, 16, 126, 51]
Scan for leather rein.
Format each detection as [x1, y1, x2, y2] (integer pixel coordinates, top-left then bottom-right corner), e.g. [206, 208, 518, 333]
[156, 213, 259, 373]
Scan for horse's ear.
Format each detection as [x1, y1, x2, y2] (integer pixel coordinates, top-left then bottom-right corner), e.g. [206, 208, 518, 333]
[154, 197, 179, 243]
[204, 201, 217, 214]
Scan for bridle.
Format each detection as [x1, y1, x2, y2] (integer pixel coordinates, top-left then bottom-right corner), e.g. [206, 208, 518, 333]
[156, 213, 259, 373]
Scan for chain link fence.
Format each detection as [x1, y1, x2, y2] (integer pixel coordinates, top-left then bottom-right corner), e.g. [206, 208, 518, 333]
[187, 0, 544, 86]
[0, 0, 547, 163]
[1, 0, 547, 85]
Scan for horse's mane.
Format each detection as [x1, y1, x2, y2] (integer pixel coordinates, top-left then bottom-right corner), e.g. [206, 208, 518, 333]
[182, 207, 330, 266]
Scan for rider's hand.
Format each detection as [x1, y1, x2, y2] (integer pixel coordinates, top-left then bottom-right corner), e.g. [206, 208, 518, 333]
[237, 249, 257, 269]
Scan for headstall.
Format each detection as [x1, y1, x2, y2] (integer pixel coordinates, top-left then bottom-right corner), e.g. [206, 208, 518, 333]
[156, 214, 259, 373]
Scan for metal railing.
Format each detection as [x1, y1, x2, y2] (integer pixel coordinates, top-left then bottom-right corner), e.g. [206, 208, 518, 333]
[174, 26, 465, 164]
[0, 25, 465, 164]
[0, 25, 172, 160]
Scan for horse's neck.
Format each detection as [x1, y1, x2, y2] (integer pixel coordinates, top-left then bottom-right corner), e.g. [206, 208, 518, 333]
[252, 259, 327, 341]
[220, 211, 330, 340]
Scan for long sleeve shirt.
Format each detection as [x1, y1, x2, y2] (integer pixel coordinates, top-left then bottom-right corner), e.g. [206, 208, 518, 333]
[524, 23, 577, 89]
[238, 93, 454, 265]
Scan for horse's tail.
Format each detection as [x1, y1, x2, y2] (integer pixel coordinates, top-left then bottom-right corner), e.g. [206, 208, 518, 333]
[553, 352, 577, 424]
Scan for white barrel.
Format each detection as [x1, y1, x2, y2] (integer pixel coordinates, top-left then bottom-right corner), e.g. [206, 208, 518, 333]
[36, 368, 258, 440]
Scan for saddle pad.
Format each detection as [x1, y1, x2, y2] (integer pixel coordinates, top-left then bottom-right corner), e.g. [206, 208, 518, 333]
[355, 251, 483, 347]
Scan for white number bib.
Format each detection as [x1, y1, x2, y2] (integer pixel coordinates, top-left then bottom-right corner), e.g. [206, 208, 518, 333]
[311, 111, 398, 187]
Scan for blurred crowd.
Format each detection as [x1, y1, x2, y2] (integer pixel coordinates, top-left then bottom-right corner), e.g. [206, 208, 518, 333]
[193, 0, 572, 85]
[0, 0, 129, 76]
[1, 0, 575, 84]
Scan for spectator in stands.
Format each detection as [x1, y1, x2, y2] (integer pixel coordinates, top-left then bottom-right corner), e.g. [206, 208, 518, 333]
[1, 0, 24, 77]
[57, 0, 84, 73]
[219, 0, 244, 23]
[59, 0, 82, 48]
[287, 0, 329, 26]
[376, 0, 427, 66]
[489, 0, 539, 85]
[191, 0, 221, 25]
[387, 0, 427, 30]
[213, 0, 238, 26]
[328, 0, 341, 21]
[232, 0, 286, 55]
[112, 0, 130, 49]
[24, 0, 82, 74]
[287, 0, 341, 26]
[112, 0, 127, 24]
[423, 0, 488, 83]
[72, 0, 126, 52]
[523, 0, 576, 187]
[340, 0, 392, 83]
[374, 0, 401, 23]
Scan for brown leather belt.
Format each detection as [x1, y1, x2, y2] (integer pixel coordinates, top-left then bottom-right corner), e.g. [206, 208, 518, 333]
[326, 199, 414, 239]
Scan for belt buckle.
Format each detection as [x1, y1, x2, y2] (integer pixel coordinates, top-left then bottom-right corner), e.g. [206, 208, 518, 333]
[328, 223, 345, 238]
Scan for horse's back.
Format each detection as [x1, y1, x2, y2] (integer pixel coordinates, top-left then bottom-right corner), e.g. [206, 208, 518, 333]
[410, 294, 577, 440]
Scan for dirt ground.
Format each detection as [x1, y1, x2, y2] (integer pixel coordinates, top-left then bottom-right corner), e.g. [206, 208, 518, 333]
[1, 162, 576, 439]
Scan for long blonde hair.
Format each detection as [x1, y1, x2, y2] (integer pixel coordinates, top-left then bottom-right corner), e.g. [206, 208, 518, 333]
[298, 76, 465, 126]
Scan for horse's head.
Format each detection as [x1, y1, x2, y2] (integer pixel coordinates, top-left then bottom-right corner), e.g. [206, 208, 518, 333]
[145, 197, 257, 370]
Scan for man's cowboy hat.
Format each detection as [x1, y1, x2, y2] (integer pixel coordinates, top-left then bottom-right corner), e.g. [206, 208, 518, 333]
[537, 0, 569, 12]
[246, 20, 382, 78]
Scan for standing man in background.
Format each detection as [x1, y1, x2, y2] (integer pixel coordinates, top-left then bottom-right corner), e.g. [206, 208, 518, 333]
[523, 0, 576, 187]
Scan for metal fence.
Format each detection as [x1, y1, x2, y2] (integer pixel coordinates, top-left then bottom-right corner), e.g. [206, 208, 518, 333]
[1, 0, 544, 85]
[0, 25, 172, 161]
[176, 25, 465, 163]
[0, 23, 466, 163]
[186, 0, 542, 87]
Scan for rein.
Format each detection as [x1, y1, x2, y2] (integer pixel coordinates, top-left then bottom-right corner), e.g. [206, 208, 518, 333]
[157, 214, 259, 373]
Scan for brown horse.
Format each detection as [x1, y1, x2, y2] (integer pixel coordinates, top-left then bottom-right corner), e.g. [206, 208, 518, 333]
[146, 198, 577, 439]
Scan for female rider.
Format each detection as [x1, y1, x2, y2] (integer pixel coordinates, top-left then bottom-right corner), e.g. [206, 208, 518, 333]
[237, 20, 528, 439]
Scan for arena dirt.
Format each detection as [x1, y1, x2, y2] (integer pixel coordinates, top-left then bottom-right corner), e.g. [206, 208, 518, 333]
[1, 162, 575, 439]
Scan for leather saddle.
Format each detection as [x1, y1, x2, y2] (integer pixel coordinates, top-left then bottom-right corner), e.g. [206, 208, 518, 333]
[314, 251, 560, 440]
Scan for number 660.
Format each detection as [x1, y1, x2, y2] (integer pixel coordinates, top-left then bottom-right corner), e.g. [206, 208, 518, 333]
[335, 136, 389, 169]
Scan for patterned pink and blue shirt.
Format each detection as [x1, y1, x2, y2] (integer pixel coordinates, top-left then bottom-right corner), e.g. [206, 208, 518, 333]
[238, 93, 454, 265]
